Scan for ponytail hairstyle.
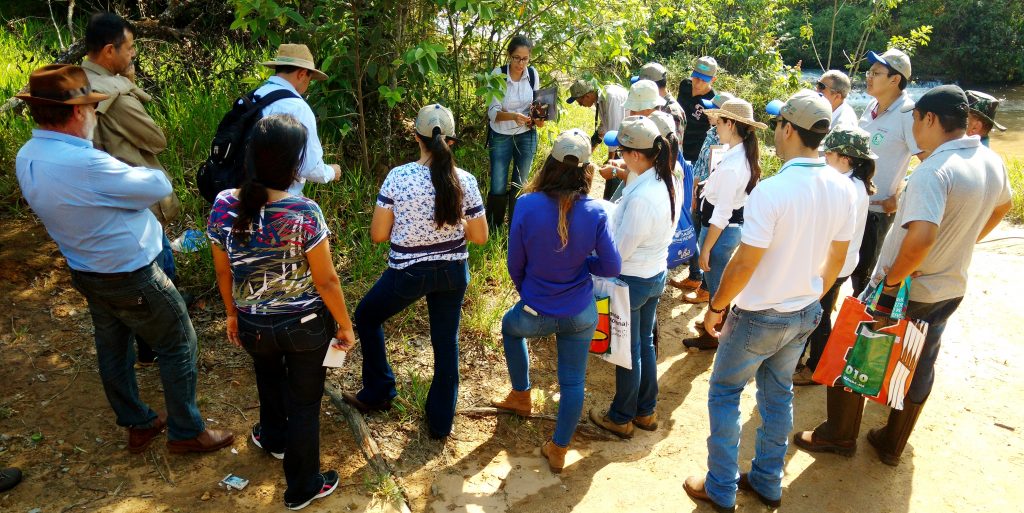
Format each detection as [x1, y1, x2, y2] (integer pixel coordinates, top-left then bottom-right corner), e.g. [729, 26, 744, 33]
[846, 155, 878, 195]
[524, 155, 593, 249]
[734, 121, 762, 194]
[417, 126, 464, 228]
[232, 114, 307, 245]
[624, 135, 677, 222]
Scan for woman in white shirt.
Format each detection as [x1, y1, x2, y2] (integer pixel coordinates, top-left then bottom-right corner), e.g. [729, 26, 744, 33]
[485, 35, 545, 228]
[589, 116, 681, 438]
[794, 126, 876, 385]
[683, 99, 766, 351]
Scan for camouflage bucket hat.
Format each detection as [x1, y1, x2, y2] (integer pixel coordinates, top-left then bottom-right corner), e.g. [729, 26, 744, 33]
[966, 90, 1007, 131]
[822, 127, 878, 160]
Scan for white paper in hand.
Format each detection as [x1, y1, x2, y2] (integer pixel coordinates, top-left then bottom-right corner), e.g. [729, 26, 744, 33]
[323, 338, 348, 368]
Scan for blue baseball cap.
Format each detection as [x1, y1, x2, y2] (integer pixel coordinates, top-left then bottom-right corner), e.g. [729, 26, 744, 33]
[765, 99, 785, 116]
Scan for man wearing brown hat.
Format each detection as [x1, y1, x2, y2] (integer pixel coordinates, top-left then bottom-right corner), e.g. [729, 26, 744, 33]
[255, 43, 341, 195]
[966, 89, 1008, 147]
[794, 85, 1013, 467]
[15, 64, 234, 455]
[82, 11, 184, 366]
[684, 90, 856, 512]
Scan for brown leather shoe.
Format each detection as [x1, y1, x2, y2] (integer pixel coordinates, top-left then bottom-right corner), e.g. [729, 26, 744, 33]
[541, 439, 568, 473]
[738, 473, 782, 508]
[167, 428, 235, 454]
[128, 414, 167, 454]
[633, 412, 658, 431]
[670, 278, 703, 291]
[683, 331, 719, 351]
[588, 409, 634, 439]
[683, 475, 735, 512]
[682, 288, 710, 304]
[792, 366, 820, 387]
[341, 391, 392, 414]
[491, 389, 532, 416]
[793, 429, 856, 456]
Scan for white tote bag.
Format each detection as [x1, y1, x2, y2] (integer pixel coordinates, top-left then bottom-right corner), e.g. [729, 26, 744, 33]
[590, 276, 632, 369]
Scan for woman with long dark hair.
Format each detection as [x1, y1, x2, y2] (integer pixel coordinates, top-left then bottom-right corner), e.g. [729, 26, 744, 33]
[208, 114, 356, 510]
[485, 34, 545, 228]
[590, 116, 682, 439]
[343, 104, 488, 440]
[793, 126, 876, 385]
[491, 129, 621, 472]
[682, 98, 767, 351]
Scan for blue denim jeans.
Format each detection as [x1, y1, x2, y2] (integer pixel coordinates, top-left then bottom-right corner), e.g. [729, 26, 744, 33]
[136, 234, 178, 363]
[698, 224, 742, 298]
[859, 285, 963, 403]
[501, 301, 598, 447]
[354, 259, 469, 437]
[238, 306, 333, 504]
[69, 261, 204, 440]
[705, 301, 823, 507]
[488, 128, 538, 195]
[850, 212, 895, 297]
[607, 271, 666, 424]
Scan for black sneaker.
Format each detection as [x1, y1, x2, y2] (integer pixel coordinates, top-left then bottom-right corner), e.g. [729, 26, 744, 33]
[250, 423, 284, 460]
[285, 470, 339, 510]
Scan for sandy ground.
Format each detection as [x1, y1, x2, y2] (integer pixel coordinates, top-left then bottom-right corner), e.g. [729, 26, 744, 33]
[1, 216, 1022, 513]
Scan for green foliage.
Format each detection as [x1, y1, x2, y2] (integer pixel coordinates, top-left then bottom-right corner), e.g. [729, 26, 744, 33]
[1008, 158, 1024, 224]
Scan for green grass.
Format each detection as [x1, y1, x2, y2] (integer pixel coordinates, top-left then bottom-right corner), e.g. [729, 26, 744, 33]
[1008, 158, 1024, 224]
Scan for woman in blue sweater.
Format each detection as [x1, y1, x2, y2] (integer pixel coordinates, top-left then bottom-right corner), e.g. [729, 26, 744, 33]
[492, 129, 622, 473]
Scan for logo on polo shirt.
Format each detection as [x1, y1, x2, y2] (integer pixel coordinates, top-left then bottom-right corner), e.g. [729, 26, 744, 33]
[872, 133, 884, 146]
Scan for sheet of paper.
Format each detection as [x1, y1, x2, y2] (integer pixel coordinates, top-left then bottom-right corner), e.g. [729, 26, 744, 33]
[323, 339, 348, 368]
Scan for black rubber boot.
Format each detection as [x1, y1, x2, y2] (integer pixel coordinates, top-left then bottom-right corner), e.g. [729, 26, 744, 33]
[793, 386, 865, 456]
[867, 398, 926, 466]
[508, 183, 523, 225]
[486, 194, 508, 230]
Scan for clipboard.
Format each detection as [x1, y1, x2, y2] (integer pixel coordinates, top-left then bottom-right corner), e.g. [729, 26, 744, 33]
[530, 86, 559, 122]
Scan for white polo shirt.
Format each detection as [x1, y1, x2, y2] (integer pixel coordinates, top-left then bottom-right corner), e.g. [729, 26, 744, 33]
[839, 173, 870, 277]
[832, 101, 859, 130]
[734, 157, 857, 312]
[597, 84, 628, 140]
[487, 66, 539, 136]
[859, 92, 921, 212]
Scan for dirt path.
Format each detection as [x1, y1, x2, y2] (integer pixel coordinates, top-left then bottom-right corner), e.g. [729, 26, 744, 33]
[1, 217, 1022, 513]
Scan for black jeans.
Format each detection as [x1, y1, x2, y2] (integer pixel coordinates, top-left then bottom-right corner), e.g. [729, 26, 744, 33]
[238, 306, 334, 503]
[801, 276, 848, 371]
[850, 211, 895, 297]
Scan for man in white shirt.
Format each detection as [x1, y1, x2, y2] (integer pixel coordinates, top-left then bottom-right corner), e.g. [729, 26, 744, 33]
[794, 85, 1012, 467]
[684, 90, 856, 512]
[850, 48, 921, 296]
[567, 78, 627, 149]
[254, 44, 341, 196]
[817, 69, 858, 129]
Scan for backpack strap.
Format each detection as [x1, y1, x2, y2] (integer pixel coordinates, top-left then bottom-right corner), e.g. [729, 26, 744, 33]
[251, 88, 300, 110]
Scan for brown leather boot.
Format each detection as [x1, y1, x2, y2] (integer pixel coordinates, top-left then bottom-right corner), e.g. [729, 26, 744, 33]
[588, 409, 634, 439]
[491, 389, 532, 416]
[793, 386, 864, 456]
[633, 412, 658, 431]
[541, 439, 568, 473]
[127, 413, 167, 454]
[683, 475, 735, 512]
[167, 428, 235, 454]
[867, 398, 925, 466]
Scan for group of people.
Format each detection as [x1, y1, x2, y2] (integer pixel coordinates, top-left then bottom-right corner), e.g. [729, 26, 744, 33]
[9, 10, 1015, 512]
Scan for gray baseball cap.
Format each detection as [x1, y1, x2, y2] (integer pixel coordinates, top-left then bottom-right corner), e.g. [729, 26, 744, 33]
[551, 129, 592, 166]
[867, 48, 912, 80]
[766, 89, 832, 132]
[415, 103, 456, 138]
[604, 115, 661, 150]
[637, 62, 668, 82]
[692, 56, 719, 81]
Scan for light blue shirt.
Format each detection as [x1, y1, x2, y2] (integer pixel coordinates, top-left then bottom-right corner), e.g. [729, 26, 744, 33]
[16, 129, 170, 273]
[254, 76, 335, 196]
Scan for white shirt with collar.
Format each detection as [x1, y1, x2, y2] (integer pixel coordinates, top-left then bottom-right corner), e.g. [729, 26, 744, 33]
[859, 92, 921, 212]
[487, 66, 539, 136]
[254, 76, 335, 196]
[734, 157, 857, 312]
[612, 166, 683, 278]
[831, 101, 859, 130]
[700, 142, 750, 229]
[839, 172, 870, 277]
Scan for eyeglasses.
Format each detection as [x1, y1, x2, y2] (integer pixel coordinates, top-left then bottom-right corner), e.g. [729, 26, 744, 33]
[510, 55, 530, 64]
[864, 70, 887, 79]
[768, 117, 784, 131]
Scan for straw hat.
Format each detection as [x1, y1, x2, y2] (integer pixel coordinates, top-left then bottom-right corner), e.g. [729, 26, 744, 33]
[705, 98, 767, 130]
[262, 44, 329, 81]
[16, 64, 109, 106]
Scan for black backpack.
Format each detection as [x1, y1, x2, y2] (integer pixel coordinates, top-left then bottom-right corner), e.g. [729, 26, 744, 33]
[196, 87, 299, 203]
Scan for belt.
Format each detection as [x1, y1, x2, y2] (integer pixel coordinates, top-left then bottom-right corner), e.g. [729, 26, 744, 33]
[72, 260, 155, 280]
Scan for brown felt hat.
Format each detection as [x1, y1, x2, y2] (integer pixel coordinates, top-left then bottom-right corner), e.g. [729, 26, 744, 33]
[16, 64, 109, 106]
[262, 44, 329, 81]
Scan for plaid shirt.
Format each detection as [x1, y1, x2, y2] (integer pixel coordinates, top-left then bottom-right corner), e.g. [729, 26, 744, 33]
[692, 126, 720, 182]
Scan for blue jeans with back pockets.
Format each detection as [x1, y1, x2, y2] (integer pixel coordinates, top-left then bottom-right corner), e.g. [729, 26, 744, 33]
[607, 271, 666, 424]
[501, 300, 598, 447]
[704, 301, 823, 507]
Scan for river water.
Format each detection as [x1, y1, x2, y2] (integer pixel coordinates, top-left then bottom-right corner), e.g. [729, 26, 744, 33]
[802, 71, 1024, 159]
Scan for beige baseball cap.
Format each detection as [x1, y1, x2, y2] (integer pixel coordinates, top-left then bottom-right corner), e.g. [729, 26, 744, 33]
[867, 48, 912, 80]
[636, 62, 668, 83]
[766, 89, 832, 132]
[415, 103, 456, 139]
[623, 79, 666, 112]
[604, 115, 661, 149]
[649, 111, 676, 139]
[692, 56, 719, 81]
[262, 44, 329, 81]
[551, 129, 592, 166]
